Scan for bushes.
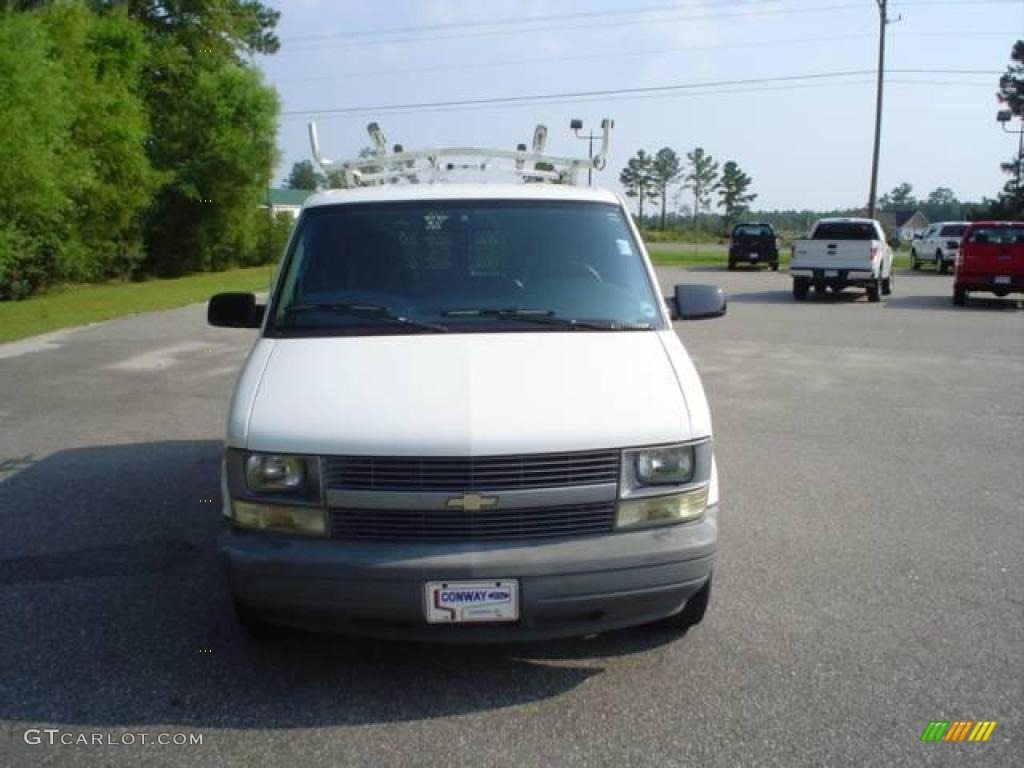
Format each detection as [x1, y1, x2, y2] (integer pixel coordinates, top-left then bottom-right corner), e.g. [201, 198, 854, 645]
[247, 212, 295, 267]
[0, 2, 281, 300]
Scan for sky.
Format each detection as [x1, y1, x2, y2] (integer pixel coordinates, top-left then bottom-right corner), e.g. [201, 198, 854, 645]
[257, 0, 1024, 211]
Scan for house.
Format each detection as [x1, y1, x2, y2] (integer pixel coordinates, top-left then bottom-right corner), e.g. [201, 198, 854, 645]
[261, 188, 313, 219]
[877, 209, 929, 241]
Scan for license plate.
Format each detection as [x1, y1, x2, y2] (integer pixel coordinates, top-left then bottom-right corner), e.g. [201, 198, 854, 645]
[995, 275, 1011, 285]
[749, 253, 758, 260]
[824, 269, 838, 277]
[425, 580, 519, 623]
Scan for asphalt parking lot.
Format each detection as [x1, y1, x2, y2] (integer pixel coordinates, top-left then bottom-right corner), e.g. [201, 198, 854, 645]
[1, 267, 1021, 767]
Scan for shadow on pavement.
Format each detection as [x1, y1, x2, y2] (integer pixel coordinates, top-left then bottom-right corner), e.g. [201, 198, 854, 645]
[726, 289, 864, 305]
[0, 441, 683, 730]
[883, 294, 1022, 312]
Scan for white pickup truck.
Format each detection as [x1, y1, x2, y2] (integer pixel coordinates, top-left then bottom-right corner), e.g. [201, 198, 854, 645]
[910, 221, 968, 273]
[789, 218, 894, 302]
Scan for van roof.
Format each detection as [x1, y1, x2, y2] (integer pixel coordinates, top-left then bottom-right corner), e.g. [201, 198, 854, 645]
[304, 183, 622, 209]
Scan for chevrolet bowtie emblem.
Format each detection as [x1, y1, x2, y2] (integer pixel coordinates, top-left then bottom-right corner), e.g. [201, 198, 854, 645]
[445, 493, 498, 512]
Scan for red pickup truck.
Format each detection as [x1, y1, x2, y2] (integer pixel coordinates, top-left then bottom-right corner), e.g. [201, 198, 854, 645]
[953, 221, 1024, 306]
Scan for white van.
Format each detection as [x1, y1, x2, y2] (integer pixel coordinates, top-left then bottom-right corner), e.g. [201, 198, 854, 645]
[207, 122, 725, 641]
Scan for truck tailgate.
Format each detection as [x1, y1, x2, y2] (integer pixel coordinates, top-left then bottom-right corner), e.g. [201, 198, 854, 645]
[791, 240, 876, 270]
[960, 238, 1024, 277]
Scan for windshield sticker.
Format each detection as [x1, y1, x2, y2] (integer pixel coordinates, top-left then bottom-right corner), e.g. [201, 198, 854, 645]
[616, 239, 633, 256]
[424, 213, 448, 231]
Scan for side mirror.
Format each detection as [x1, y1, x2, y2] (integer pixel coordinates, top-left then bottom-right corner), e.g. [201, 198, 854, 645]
[666, 284, 727, 321]
[208, 292, 264, 328]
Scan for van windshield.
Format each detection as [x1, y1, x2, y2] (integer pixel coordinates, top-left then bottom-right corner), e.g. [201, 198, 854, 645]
[268, 200, 665, 336]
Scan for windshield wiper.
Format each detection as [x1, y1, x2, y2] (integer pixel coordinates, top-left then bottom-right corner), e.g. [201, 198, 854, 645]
[441, 307, 649, 331]
[285, 303, 449, 332]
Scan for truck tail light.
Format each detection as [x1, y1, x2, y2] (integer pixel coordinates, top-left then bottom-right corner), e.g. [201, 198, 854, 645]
[869, 245, 879, 260]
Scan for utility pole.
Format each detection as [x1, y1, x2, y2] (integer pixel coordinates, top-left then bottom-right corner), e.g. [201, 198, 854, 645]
[867, 0, 890, 220]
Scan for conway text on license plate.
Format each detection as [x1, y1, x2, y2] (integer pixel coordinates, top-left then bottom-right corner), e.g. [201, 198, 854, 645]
[425, 580, 519, 623]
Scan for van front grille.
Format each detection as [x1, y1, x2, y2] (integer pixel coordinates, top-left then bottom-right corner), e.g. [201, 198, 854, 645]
[329, 502, 616, 542]
[323, 450, 620, 492]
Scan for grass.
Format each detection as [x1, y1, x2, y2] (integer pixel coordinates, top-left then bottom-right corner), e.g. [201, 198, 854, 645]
[1, 247, 916, 344]
[647, 243, 911, 271]
[0, 266, 275, 344]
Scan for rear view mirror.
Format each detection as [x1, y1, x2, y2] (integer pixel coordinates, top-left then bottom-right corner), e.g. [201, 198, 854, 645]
[666, 284, 727, 321]
[208, 292, 264, 328]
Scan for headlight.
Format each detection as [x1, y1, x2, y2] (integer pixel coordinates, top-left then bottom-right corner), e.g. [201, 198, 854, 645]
[622, 443, 707, 492]
[232, 501, 327, 536]
[245, 454, 307, 493]
[633, 445, 695, 485]
[615, 487, 708, 529]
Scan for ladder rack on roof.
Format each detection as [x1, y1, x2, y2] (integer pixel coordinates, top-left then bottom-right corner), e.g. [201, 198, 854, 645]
[308, 119, 614, 188]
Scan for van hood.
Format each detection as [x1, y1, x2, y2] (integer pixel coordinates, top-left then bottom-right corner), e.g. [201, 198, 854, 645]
[239, 332, 693, 456]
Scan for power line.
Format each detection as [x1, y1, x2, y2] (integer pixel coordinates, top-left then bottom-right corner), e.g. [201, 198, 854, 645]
[279, 77, 991, 124]
[274, 32, 1007, 86]
[282, 0, 1021, 49]
[280, 69, 993, 121]
[277, 33, 874, 84]
[282, 0, 769, 43]
[282, 2, 875, 52]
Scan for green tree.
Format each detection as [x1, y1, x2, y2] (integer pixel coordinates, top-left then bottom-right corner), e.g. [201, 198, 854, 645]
[682, 147, 719, 231]
[921, 187, 961, 221]
[128, 1, 281, 275]
[285, 160, 323, 190]
[144, 62, 280, 274]
[0, 10, 67, 298]
[42, 3, 159, 281]
[651, 147, 682, 231]
[879, 182, 916, 210]
[619, 150, 656, 226]
[717, 161, 757, 232]
[90, 0, 281, 56]
[996, 40, 1023, 214]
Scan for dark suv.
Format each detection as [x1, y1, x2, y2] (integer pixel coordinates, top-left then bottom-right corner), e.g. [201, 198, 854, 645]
[728, 223, 779, 270]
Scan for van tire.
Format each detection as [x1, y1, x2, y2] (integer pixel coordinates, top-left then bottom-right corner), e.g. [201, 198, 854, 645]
[866, 279, 881, 302]
[661, 577, 711, 630]
[953, 287, 966, 306]
[793, 278, 810, 300]
[910, 249, 920, 270]
[936, 252, 946, 273]
[771, 262, 779, 271]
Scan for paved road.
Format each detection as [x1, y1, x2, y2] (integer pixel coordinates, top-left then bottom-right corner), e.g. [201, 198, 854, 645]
[1, 268, 1021, 767]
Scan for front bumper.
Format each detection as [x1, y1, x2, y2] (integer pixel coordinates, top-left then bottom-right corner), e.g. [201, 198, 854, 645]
[219, 505, 718, 642]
